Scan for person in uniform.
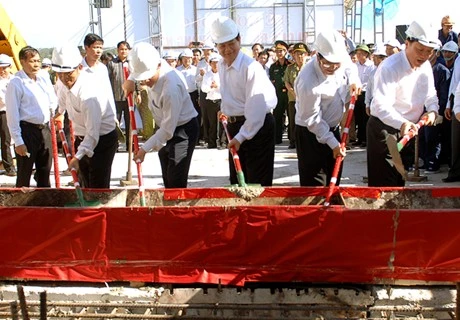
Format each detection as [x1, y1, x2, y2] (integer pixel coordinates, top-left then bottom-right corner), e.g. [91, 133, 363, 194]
[5, 46, 57, 187]
[367, 21, 439, 186]
[211, 16, 277, 186]
[123, 42, 199, 188]
[269, 40, 290, 144]
[52, 46, 118, 189]
[294, 31, 360, 186]
[283, 42, 310, 149]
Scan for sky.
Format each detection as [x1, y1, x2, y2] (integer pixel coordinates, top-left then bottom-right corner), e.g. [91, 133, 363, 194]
[2, 0, 460, 49]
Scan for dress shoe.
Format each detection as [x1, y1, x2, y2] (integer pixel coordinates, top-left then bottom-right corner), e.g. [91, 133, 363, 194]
[442, 176, 460, 183]
[288, 143, 296, 149]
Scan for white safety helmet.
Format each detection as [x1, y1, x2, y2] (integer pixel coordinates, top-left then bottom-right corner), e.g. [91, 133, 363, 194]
[0, 54, 12, 67]
[314, 30, 348, 63]
[405, 21, 438, 48]
[180, 48, 193, 58]
[211, 16, 239, 44]
[129, 42, 160, 81]
[372, 43, 387, 57]
[441, 40, 459, 53]
[51, 46, 82, 72]
[41, 58, 52, 67]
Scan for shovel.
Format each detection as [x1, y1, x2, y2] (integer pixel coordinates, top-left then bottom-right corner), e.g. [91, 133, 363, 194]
[385, 117, 428, 179]
[56, 121, 100, 207]
[49, 109, 60, 188]
[219, 114, 264, 200]
[324, 93, 356, 206]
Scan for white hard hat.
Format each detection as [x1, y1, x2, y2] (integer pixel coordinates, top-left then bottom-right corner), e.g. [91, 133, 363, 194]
[314, 30, 348, 63]
[51, 46, 82, 72]
[162, 50, 177, 60]
[373, 43, 387, 57]
[384, 38, 401, 49]
[129, 42, 160, 81]
[405, 21, 438, 48]
[441, 40, 459, 53]
[211, 16, 239, 44]
[202, 41, 215, 50]
[209, 53, 221, 62]
[41, 58, 52, 66]
[180, 49, 193, 58]
[0, 54, 12, 67]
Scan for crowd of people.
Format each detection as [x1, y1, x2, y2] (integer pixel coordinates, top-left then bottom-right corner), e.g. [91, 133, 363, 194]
[0, 14, 459, 189]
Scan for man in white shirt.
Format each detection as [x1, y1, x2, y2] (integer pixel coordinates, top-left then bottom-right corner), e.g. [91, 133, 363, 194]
[52, 46, 118, 189]
[123, 43, 199, 188]
[5, 46, 57, 187]
[211, 16, 277, 186]
[367, 21, 439, 186]
[201, 53, 225, 149]
[177, 49, 200, 128]
[294, 31, 360, 186]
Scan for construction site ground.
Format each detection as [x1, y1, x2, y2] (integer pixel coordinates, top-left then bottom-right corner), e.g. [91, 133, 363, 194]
[0, 134, 454, 189]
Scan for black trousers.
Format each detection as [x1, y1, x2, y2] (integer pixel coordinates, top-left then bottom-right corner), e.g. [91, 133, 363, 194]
[16, 121, 52, 188]
[354, 93, 369, 143]
[158, 117, 199, 188]
[115, 100, 130, 149]
[446, 117, 460, 179]
[287, 101, 296, 146]
[366, 116, 414, 187]
[201, 98, 220, 148]
[295, 124, 341, 186]
[226, 113, 275, 186]
[75, 129, 118, 188]
[273, 91, 288, 144]
[0, 111, 14, 172]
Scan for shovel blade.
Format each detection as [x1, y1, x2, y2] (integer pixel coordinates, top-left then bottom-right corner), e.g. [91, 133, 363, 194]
[385, 133, 407, 180]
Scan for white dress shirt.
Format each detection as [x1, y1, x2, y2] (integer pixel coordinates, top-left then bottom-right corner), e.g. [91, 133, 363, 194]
[201, 70, 221, 101]
[5, 70, 57, 146]
[356, 59, 374, 91]
[81, 58, 118, 122]
[195, 58, 211, 91]
[449, 55, 460, 112]
[218, 50, 277, 143]
[57, 71, 116, 160]
[177, 64, 197, 92]
[370, 50, 439, 130]
[140, 63, 198, 152]
[294, 55, 358, 150]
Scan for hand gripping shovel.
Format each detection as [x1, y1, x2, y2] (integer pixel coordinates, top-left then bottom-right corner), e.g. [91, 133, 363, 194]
[385, 116, 428, 179]
[123, 67, 146, 206]
[219, 114, 264, 200]
[56, 121, 100, 207]
[324, 93, 356, 206]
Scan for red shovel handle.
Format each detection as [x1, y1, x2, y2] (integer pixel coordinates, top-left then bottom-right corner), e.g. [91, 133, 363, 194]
[397, 116, 428, 151]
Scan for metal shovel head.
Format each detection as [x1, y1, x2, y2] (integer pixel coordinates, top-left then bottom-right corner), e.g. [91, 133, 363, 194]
[385, 134, 407, 180]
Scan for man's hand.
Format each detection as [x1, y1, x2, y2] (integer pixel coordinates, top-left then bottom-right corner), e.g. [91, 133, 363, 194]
[15, 144, 29, 157]
[350, 83, 362, 96]
[332, 144, 346, 159]
[400, 121, 419, 136]
[445, 108, 452, 121]
[421, 111, 438, 126]
[227, 138, 241, 152]
[133, 148, 147, 163]
[68, 157, 79, 172]
[122, 79, 136, 98]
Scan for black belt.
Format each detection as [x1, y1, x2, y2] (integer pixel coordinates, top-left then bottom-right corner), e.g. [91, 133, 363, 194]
[227, 115, 246, 123]
[20, 121, 49, 130]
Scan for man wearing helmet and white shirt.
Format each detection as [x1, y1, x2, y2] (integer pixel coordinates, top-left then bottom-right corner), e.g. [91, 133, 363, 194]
[123, 43, 199, 188]
[384, 39, 402, 57]
[52, 46, 118, 189]
[294, 30, 360, 187]
[367, 21, 440, 186]
[211, 16, 277, 186]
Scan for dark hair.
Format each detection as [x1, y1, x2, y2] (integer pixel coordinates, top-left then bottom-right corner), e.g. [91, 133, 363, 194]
[84, 33, 104, 47]
[19, 46, 39, 61]
[117, 41, 131, 50]
[252, 43, 264, 50]
[258, 49, 269, 58]
[101, 52, 114, 60]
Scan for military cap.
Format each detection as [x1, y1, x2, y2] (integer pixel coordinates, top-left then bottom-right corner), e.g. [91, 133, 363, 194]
[274, 40, 289, 51]
[293, 42, 308, 53]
